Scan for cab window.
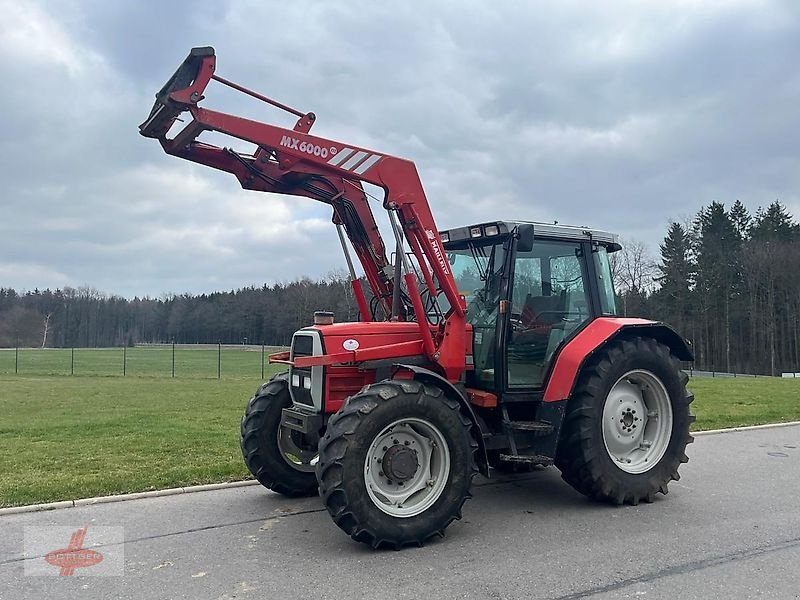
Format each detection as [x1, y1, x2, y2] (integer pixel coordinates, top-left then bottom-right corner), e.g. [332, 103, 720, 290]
[507, 240, 592, 388]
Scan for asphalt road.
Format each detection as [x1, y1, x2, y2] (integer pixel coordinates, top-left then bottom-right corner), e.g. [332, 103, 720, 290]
[2, 425, 799, 600]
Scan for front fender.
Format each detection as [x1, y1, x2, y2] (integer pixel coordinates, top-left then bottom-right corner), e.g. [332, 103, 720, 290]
[543, 318, 693, 402]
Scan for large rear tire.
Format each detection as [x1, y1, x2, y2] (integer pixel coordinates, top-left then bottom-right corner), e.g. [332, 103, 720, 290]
[316, 379, 476, 549]
[555, 336, 694, 505]
[240, 373, 319, 497]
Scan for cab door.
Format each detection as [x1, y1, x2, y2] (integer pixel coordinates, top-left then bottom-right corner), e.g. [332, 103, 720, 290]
[504, 240, 594, 389]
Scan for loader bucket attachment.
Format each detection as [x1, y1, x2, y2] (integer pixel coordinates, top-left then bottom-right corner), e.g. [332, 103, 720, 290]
[139, 46, 216, 139]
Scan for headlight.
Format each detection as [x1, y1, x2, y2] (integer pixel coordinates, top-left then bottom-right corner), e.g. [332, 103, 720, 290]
[469, 227, 482, 238]
[291, 374, 300, 387]
[439, 231, 449, 243]
[484, 224, 499, 236]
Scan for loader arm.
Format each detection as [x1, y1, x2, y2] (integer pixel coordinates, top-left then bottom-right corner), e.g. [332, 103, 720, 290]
[139, 47, 466, 379]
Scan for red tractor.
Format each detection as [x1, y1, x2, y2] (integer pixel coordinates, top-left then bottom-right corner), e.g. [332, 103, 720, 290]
[141, 48, 694, 549]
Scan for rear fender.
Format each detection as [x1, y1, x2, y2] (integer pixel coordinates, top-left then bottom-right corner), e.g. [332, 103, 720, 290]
[543, 318, 693, 402]
[395, 364, 489, 475]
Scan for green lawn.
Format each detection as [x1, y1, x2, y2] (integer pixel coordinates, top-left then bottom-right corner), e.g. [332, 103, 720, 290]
[0, 373, 798, 507]
[0, 345, 284, 378]
[689, 377, 800, 430]
[0, 370, 283, 507]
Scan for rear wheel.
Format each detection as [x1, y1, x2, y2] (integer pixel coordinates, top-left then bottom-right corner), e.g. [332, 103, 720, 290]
[555, 336, 694, 505]
[240, 373, 319, 497]
[317, 379, 476, 549]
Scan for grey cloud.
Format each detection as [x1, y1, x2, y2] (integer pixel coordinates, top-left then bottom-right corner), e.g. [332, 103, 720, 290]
[1, 0, 798, 297]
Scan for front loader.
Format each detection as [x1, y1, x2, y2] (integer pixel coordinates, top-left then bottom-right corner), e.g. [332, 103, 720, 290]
[140, 48, 695, 549]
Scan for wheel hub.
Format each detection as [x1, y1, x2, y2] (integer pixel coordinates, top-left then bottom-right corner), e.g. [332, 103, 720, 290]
[364, 419, 451, 518]
[615, 402, 640, 434]
[621, 410, 635, 428]
[382, 444, 419, 481]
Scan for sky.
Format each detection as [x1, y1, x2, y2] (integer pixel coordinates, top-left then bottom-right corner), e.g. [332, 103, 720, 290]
[1, 0, 798, 298]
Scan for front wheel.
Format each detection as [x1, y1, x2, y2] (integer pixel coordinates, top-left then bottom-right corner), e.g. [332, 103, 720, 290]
[316, 379, 476, 549]
[555, 336, 695, 505]
[240, 373, 319, 497]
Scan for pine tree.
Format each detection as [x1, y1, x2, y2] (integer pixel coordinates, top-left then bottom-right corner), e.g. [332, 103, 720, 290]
[693, 202, 741, 372]
[745, 200, 800, 374]
[730, 200, 751, 241]
[751, 200, 800, 243]
[654, 222, 694, 333]
[658, 222, 694, 290]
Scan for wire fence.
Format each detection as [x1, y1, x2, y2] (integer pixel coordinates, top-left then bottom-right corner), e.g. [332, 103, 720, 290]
[684, 369, 800, 378]
[686, 368, 783, 379]
[3, 346, 791, 381]
[0, 344, 287, 379]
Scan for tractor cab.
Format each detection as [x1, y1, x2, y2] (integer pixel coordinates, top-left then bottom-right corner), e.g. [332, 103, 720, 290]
[441, 221, 620, 395]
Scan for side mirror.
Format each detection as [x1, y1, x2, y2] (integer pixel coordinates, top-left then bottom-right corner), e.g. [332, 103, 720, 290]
[516, 224, 534, 253]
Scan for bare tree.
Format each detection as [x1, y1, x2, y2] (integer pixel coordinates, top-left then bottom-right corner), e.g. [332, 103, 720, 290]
[609, 238, 658, 316]
[41, 313, 52, 348]
[616, 239, 658, 293]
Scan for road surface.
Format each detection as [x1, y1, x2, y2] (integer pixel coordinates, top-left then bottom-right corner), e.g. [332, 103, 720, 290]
[1, 425, 799, 599]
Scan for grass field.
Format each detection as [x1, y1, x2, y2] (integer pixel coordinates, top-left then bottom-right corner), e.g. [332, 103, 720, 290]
[0, 370, 282, 507]
[0, 345, 284, 378]
[0, 373, 798, 507]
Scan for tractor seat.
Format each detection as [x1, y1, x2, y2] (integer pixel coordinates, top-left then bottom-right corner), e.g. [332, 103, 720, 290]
[511, 292, 567, 353]
[519, 292, 567, 331]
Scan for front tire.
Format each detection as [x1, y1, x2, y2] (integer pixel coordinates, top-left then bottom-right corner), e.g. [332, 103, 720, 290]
[555, 336, 694, 505]
[316, 379, 476, 549]
[240, 373, 319, 497]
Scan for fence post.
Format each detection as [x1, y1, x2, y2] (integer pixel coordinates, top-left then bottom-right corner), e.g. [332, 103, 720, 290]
[218, 342, 221, 380]
[261, 343, 265, 379]
[123, 345, 127, 376]
[15, 346, 18, 374]
[71, 347, 74, 375]
[172, 342, 175, 378]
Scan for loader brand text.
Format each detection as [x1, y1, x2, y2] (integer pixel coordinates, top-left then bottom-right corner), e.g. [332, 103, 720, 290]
[280, 136, 330, 158]
[427, 230, 450, 276]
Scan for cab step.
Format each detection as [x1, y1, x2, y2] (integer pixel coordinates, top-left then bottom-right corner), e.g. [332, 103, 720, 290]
[499, 453, 554, 466]
[509, 421, 554, 434]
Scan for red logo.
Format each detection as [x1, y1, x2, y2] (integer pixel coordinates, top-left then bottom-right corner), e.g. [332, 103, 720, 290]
[44, 527, 104, 576]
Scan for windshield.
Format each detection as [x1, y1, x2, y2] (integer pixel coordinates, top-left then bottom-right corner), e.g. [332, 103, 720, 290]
[446, 243, 503, 387]
[445, 244, 502, 318]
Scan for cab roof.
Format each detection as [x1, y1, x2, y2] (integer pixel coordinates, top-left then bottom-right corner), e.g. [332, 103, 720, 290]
[440, 220, 621, 251]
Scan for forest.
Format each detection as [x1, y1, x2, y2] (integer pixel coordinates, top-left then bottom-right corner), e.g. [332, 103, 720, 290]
[1, 200, 798, 376]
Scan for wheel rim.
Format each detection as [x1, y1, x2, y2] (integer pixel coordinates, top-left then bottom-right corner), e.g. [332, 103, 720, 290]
[277, 427, 318, 473]
[363, 418, 451, 518]
[602, 370, 673, 474]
